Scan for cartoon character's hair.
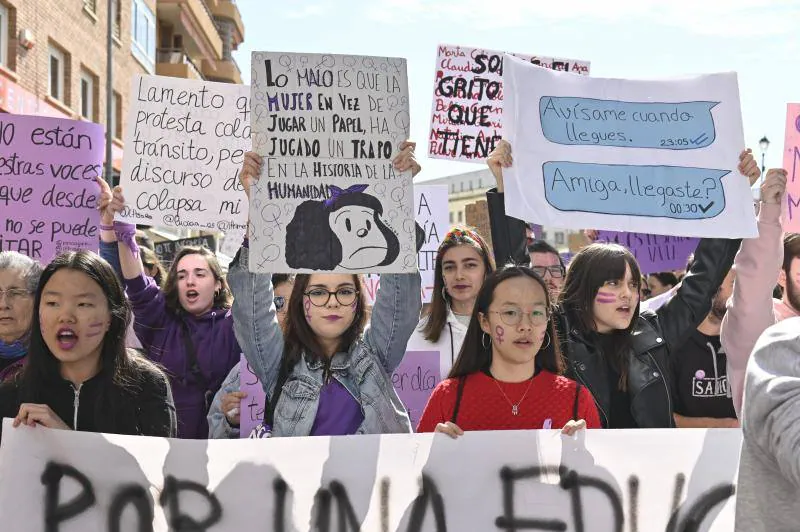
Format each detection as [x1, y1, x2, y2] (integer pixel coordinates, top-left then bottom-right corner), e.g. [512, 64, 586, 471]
[285, 190, 400, 270]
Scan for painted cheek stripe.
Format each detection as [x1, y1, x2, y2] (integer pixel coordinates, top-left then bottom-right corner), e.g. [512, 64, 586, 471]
[596, 291, 617, 303]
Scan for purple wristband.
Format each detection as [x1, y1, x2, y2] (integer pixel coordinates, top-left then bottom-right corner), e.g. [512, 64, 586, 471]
[99, 224, 115, 231]
[113, 221, 140, 258]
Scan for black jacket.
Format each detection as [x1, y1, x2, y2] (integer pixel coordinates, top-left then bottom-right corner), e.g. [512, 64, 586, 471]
[486, 189, 741, 428]
[0, 360, 177, 440]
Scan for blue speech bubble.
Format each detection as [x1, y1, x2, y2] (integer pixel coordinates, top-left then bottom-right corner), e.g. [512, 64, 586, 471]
[543, 161, 728, 219]
[539, 97, 718, 150]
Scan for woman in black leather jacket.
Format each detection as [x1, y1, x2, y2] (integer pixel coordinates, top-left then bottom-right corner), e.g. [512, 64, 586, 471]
[485, 140, 759, 428]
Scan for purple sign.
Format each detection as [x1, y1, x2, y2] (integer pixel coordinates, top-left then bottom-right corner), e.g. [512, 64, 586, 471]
[239, 354, 266, 438]
[0, 115, 103, 262]
[596, 231, 699, 274]
[391, 350, 441, 429]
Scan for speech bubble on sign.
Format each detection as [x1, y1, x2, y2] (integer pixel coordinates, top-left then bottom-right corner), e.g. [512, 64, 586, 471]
[543, 161, 728, 219]
[539, 97, 719, 150]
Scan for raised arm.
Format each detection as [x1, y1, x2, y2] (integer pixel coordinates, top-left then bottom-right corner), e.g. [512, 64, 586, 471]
[721, 169, 787, 417]
[485, 141, 530, 267]
[96, 177, 145, 281]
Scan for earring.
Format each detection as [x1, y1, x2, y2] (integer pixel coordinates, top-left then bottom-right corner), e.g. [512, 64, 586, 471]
[539, 331, 551, 350]
[481, 332, 491, 349]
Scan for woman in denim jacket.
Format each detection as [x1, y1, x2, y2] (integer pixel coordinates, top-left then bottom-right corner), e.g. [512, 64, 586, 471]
[227, 142, 423, 436]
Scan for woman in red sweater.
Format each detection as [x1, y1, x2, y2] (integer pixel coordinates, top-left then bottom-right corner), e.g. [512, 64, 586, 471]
[417, 266, 601, 437]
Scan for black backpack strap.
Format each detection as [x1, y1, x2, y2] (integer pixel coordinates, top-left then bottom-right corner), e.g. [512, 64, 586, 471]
[451, 376, 467, 424]
[572, 381, 582, 421]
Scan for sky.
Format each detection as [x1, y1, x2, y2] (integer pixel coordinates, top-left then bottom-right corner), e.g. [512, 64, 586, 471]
[232, 0, 800, 182]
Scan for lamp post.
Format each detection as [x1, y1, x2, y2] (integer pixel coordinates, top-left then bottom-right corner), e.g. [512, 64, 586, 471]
[759, 136, 770, 186]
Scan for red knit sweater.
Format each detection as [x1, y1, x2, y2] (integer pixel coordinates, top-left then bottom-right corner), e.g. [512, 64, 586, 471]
[416, 370, 602, 432]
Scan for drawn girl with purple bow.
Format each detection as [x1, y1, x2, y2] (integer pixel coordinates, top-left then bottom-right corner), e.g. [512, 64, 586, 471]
[285, 184, 400, 270]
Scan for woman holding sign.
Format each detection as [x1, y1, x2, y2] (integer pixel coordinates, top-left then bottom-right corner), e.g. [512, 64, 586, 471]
[97, 184, 241, 439]
[484, 140, 756, 428]
[0, 251, 175, 439]
[417, 265, 600, 436]
[228, 143, 423, 436]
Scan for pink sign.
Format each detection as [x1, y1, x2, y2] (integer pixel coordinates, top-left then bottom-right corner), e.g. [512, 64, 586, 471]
[0, 114, 103, 262]
[391, 350, 441, 430]
[783, 103, 800, 231]
[239, 354, 266, 438]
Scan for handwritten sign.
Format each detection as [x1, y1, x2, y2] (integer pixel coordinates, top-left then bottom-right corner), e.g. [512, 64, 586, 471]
[783, 103, 800, 231]
[153, 234, 216, 268]
[464, 200, 493, 251]
[0, 420, 742, 531]
[248, 52, 415, 274]
[595, 231, 698, 274]
[118, 75, 249, 235]
[0, 115, 102, 262]
[238, 354, 265, 438]
[218, 227, 246, 259]
[391, 350, 440, 428]
[502, 56, 757, 239]
[429, 44, 590, 163]
[363, 184, 449, 304]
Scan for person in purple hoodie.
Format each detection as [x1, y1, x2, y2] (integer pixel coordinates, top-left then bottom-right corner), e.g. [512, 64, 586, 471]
[96, 180, 240, 439]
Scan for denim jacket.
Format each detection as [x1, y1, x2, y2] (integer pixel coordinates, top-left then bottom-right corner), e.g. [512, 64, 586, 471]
[226, 246, 422, 436]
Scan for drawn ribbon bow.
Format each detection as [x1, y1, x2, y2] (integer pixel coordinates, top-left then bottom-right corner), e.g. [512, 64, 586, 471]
[323, 184, 369, 208]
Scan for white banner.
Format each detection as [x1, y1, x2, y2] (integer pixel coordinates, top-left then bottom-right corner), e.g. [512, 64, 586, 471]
[502, 56, 757, 238]
[249, 52, 415, 274]
[0, 420, 741, 531]
[119, 75, 250, 234]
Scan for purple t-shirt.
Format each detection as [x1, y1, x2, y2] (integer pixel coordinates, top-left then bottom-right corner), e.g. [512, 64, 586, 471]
[310, 379, 364, 436]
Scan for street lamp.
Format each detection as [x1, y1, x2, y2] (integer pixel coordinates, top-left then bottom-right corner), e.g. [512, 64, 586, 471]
[759, 136, 770, 186]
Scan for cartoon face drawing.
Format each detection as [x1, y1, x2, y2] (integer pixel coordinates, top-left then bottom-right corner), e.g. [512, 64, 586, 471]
[328, 206, 390, 269]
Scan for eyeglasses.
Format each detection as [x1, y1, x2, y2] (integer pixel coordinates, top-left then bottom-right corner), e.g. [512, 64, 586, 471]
[274, 296, 287, 313]
[489, 308, 549, 327]
[304, 287, 359, 307]
[532, 265, 564, 279]
[0, 288, 31, 303]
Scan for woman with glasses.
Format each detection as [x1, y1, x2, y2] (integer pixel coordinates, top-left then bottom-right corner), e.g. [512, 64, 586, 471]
[227, 143, 423, 437]
[207, 274, 294, 439]
[484, 140, 756, 428]
[0, 252, 43, 382]
[417, 266, 600, 436]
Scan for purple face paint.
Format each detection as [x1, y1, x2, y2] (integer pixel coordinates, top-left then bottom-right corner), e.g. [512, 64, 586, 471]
[303, 298, 312, 322]
[595, 291, 617, 304]
[85, 322, 105, 338]
[495, 325, 505, 345]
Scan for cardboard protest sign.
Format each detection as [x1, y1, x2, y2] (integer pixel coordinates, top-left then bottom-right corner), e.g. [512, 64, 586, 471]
[0, 115, 102, 262]
[153, 234, 216, 268]
[0, 419, 741, 531]
[363, 184, 449, 304]
[391, 350, 440, 428]
[249, 51, 415, 274]
[464, 200, 493, 250]
[429, 44, 590, 163]
[503, 56, 757, 238]
[595, 231, 699, 274]
[239, 354, 265, 438]
[118, 75, 249, 235]
[783, 103, 800, 231]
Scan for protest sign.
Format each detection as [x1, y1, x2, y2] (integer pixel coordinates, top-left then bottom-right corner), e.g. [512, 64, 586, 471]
[218, 227, 246, 258]
[249, 51, 415, 274]
[239, 354, 265, 438]
[391, 350, 440, 428]
[429, 44, 590, 163]
[0, 419, 741, 531]
[783, 103, 800, 231]
[595, 231, 698, 274]
[503, 56, 757, 238]
[464, 200, 493, 250]
[363, 184, 449, 305]
[118, 75, 249, 235]
[0, 115, 102, 262]
[153, 234, 217, 268]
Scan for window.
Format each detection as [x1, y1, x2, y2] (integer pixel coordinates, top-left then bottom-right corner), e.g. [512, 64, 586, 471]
[541, 231, 548, 241]
[80, 70, 96, 120]
[0, 3, 7, 67]
[110, 91, 122, 139]
[449, 212, 453, 224]
[131, 0, 155, 73]
[83, 0, 97, 13]
[457, 211, 463, 223]
[555, 232, 565, 246]
[113, 0, 121, 40]
[48, 45, 66, 102]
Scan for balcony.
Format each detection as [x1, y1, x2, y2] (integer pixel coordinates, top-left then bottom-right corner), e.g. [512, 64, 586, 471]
[202, 56, 242, 84]
[157, 0, 223, 61]
[206, 0, 244, 47]
[156, 48, 205, 80]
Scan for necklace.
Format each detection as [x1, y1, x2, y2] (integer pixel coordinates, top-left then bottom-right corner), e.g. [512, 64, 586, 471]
[491, 375, 535, 416]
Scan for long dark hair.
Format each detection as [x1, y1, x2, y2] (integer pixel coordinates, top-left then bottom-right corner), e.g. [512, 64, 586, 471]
[18, 251, 161, 431]
[265, 273, 368, 425]
[162, 246, 232, 314]
[140, 246, 166, 288]
[560, 243, 642, 389]
[423, 226, 495, 342]
[449, 265, 563, 379]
